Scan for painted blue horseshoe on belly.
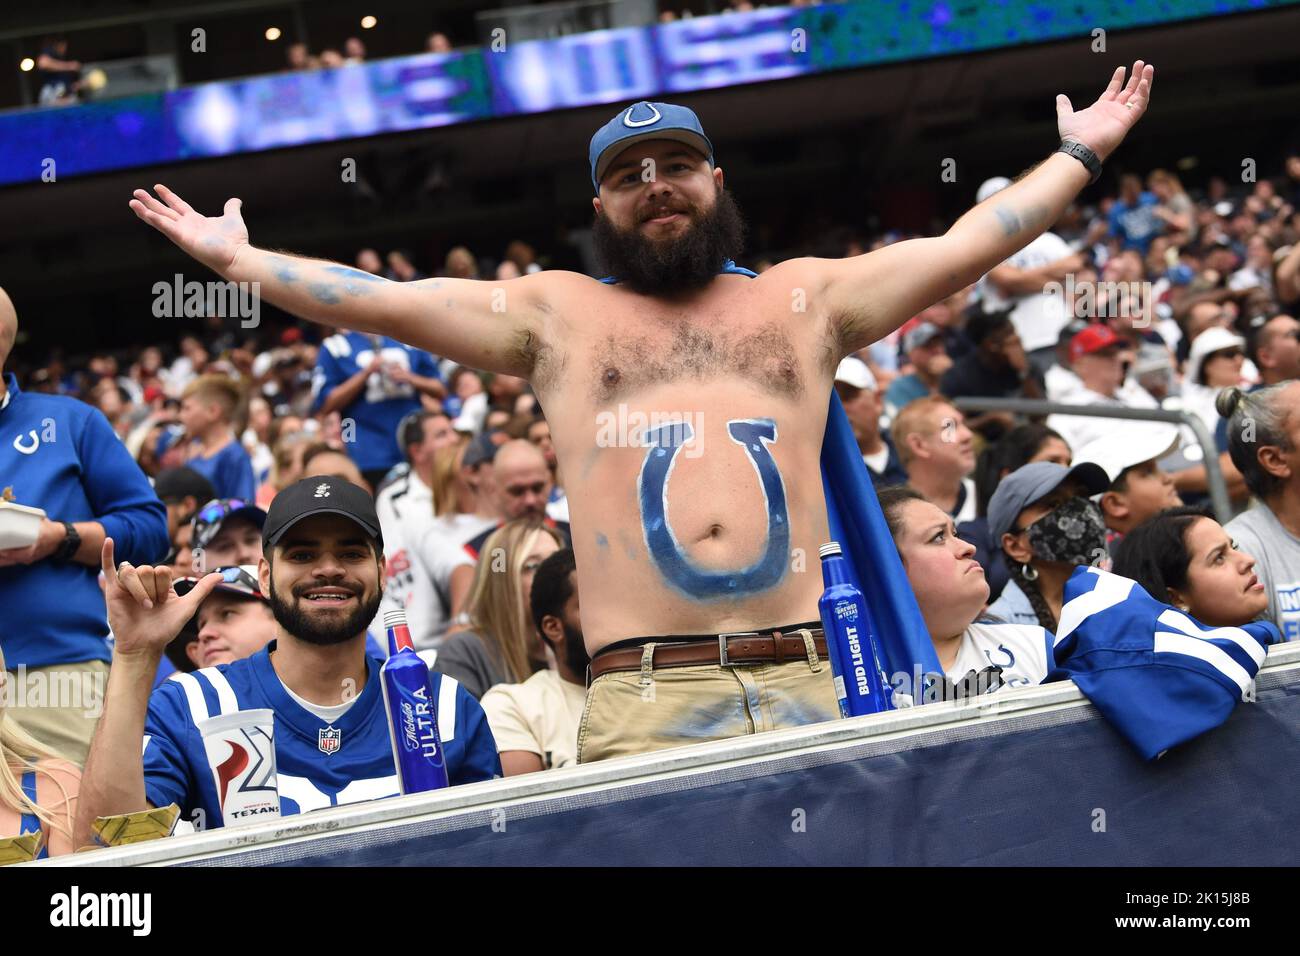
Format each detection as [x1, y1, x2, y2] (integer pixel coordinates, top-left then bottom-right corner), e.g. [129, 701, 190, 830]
[637, 418, 789, 600]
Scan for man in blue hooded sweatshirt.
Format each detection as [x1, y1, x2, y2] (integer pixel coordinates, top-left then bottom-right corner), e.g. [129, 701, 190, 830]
[0, 287, 169, 764]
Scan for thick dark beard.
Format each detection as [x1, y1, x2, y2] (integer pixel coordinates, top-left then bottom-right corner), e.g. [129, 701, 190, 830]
[561, 620, 590, 674]
[592, 187, 746, 295]
[269, 577, 382, 647]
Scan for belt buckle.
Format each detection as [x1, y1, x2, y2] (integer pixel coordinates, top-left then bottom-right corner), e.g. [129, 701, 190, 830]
[717, 632, 761, 667]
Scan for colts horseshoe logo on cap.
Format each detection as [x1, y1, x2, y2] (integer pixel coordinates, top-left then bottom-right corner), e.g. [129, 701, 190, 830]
[623, 104, 661, 128]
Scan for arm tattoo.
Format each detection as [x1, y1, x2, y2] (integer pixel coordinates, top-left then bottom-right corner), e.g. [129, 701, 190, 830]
[322, 265, 384, 296]
[993, 204, 1021, 237]
[307, 283, 341, 305]
[268, 256, 299, 285]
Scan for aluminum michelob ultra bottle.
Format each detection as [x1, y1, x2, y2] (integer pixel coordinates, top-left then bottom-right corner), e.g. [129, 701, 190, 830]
[817, 542, 892, 717]
[380, 608, 450, 794]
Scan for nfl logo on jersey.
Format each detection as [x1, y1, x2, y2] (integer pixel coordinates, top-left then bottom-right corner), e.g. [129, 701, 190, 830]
[318, 726, 342, 755]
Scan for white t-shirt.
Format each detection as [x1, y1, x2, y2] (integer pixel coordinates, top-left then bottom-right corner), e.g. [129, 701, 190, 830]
[281, 677, 363, 723]
[546, 490, 570, 524]
[429, 513, 499, 548]
[377, 470, 462, 649]
[1046, 383, 1159, 453]
[406, 514, 498, 645]
[977, 231, 1075, 352]
[862, 447, 890, 474]
[376, 468, 436, 549]
[951, 622, 1054, 690]
[480, 669, 587, 770]
[954, 477, 978, 524]
[1045, 363, 1085, 403]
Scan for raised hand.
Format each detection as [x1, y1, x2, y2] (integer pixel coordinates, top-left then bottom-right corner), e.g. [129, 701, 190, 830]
[1056, 61, 1154, 163]
[128, 184, 249, 275]
[101, 538, 221, 658]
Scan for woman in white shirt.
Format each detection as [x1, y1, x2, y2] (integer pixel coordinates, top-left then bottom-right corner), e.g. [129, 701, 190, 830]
[877, 486, 1054, 692]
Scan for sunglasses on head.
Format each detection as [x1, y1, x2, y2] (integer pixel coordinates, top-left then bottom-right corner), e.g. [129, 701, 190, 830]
[197, 500, 248, 524]
[214, 566, 259, 589]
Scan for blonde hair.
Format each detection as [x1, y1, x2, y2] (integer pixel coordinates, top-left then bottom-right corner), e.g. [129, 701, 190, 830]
[464, 520, 564, 684]
[0, 645, 74, 843]
[183, 373, 244, 424]
[431, 437, 470, 518]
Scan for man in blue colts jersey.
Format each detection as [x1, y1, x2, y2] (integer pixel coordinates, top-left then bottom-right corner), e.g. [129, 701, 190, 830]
[312, 330, 445, 490]
[131, 62, 1155, 763]
[75, 477, 499, 846]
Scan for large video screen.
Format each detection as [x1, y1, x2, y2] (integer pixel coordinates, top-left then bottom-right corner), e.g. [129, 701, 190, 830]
[0, 0, 1291, 186]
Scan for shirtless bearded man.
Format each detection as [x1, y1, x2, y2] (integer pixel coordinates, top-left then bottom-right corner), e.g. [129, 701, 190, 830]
[129, 62, 1153, 762]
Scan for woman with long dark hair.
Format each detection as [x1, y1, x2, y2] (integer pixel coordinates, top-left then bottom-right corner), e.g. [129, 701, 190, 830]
[1112, 505, 1270, 627]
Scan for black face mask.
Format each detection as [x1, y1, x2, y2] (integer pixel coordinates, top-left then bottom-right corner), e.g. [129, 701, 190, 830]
[1027, 496, 1108, 567]
[269, 577, 382, 646]
[591, 187, 746, 296]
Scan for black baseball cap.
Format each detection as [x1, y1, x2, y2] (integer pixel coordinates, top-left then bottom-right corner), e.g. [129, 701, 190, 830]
[262, 477, 383, 550]
[154, 467, 216, 505]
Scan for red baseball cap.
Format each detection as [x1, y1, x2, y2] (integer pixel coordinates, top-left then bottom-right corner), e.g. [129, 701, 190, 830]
[1070, 324, 1123, 362]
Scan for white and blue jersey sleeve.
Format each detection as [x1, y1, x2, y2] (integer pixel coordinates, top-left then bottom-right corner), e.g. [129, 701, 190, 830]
[140, 644, 501, 829]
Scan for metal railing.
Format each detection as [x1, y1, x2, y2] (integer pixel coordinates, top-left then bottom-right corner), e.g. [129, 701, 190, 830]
[951, 397, 1233, 520]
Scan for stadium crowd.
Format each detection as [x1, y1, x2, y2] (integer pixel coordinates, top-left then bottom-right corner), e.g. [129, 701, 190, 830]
[2, 147, 1298, 857]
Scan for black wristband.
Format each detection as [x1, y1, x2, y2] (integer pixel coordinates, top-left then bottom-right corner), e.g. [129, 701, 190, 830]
[53, 521, 80, 562]
[1057, 140, 1102, 185]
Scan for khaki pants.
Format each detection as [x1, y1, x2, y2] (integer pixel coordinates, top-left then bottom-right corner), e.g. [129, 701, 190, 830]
[2, 660, 109, 768]
[577, 635, 840, 764]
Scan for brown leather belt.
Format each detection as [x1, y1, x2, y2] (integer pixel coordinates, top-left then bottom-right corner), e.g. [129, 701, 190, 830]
[588, 626, 828, 682]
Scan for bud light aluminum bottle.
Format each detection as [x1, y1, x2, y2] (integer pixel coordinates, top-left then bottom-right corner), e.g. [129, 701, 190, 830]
[817, 541, 892, 717]
[380, 608, 450, 794]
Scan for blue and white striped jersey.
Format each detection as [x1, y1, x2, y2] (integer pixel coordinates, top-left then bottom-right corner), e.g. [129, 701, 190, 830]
[143, 641, 500, 827]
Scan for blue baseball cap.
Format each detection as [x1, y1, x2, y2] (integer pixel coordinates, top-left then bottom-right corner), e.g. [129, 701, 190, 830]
[988, 461, 1110, 544]
[589, 101, 715, 193]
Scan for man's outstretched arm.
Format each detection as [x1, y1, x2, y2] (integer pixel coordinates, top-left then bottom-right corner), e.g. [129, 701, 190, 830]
[129, 186, 550, 377]
[814, 61, 1154, 355]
